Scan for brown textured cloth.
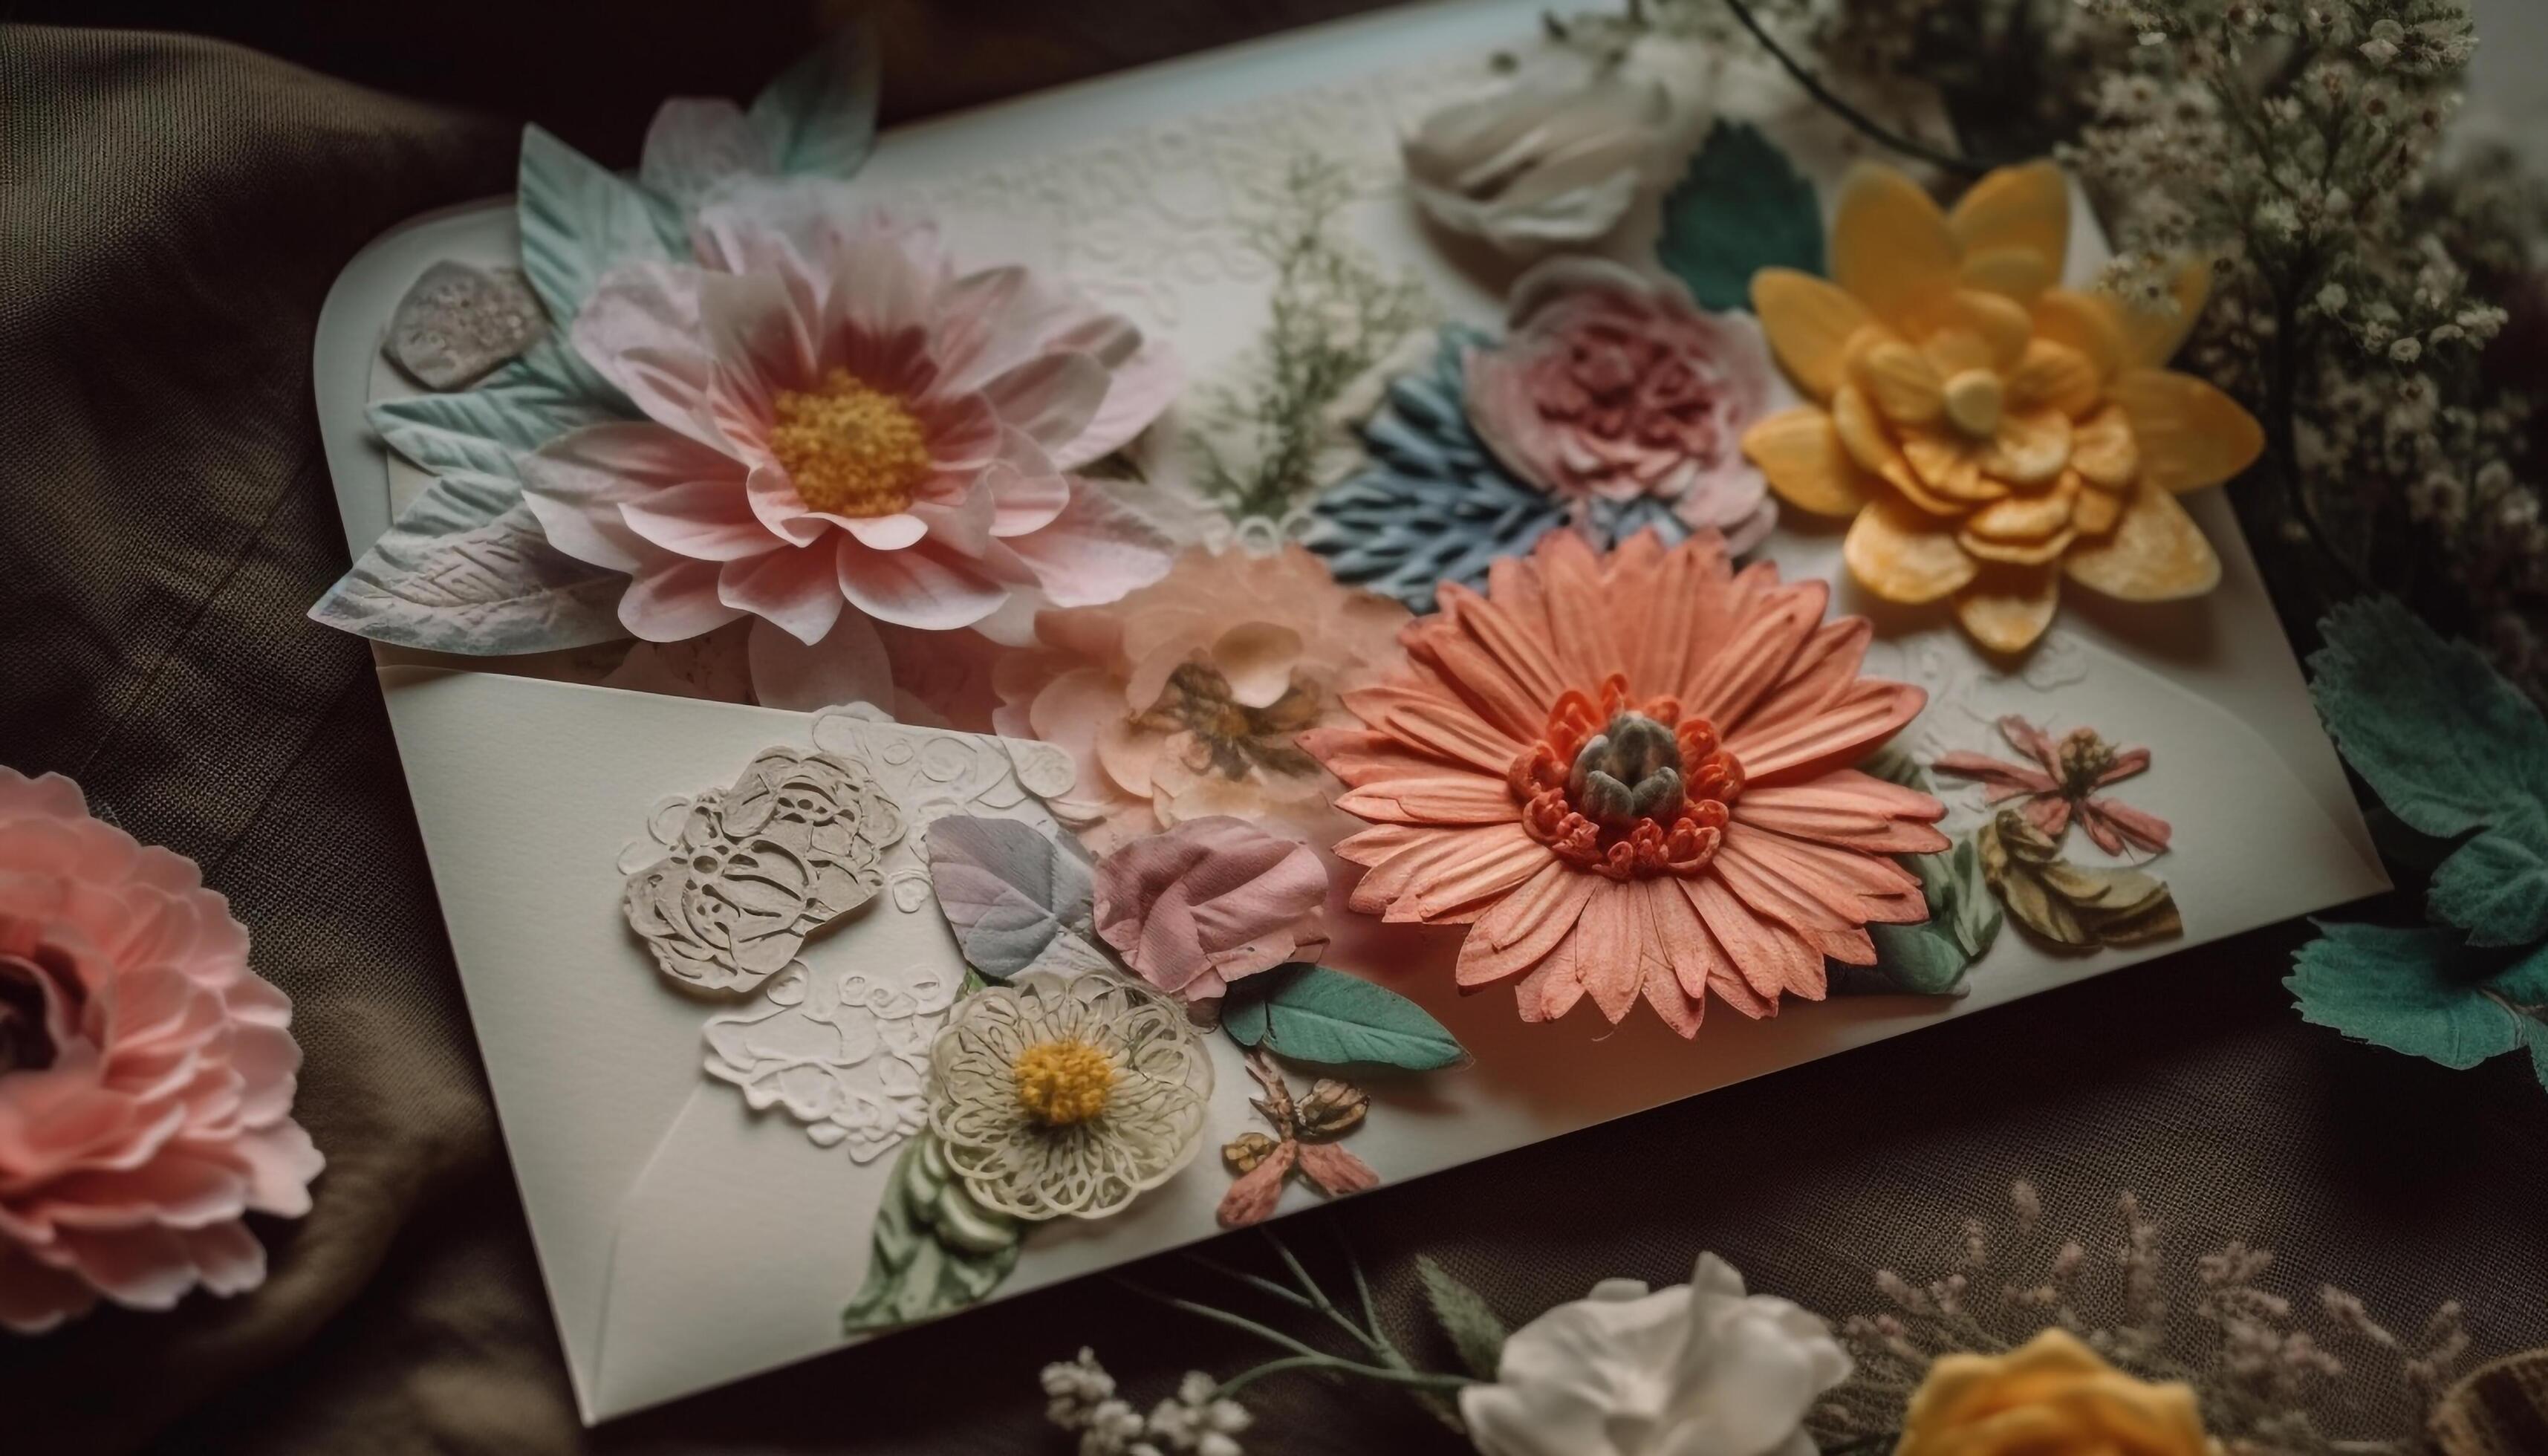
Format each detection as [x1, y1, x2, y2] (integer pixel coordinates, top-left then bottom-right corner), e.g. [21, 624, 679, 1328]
[4, 10, 2547, 1455]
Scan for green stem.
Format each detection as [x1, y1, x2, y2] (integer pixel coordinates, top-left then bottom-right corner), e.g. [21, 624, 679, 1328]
[1117, 1281, 1335, 1364]
[1186, 1253, 1320, 1314]
[1212, 1353, 1479, 1403]
[1715, 0, 1988, 176]
[1261, 1231, 1391, 1358]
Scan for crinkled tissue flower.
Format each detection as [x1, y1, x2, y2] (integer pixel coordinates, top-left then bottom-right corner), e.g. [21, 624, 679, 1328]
[1460, 1252, 1851, 1456]
[1304, 529, 1949, 1036]
[0, 770, 323, 1333]
[1469, 259, 1781, 550]
[522, 191, 1182, 711]
[1935, 715, 2171, 857]
[1741, 161, 2263, 653]
[1092, 816, 1330, 1006]
[1897, 1328, 2216, 1456]
[926, 969, 1212, 1221]
[992, 545, 1411, 851]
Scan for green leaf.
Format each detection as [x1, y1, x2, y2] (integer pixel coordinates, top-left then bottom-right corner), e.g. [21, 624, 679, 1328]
[517, 124, 677, 329]
[367, 337, 628, 481]
[2311, 597, 2548, 944]
[308, 470, 628, 654]
[1842, 752, 1992, 994]
[1861, 922, 1974, 995]
[1415, 1255, 1507, 1380]
[842, 1131, 1023, 1334]
[2286, 920, 2519, 1070]
[750, 22, 880, 178]
[1219, 964, 1466, 1070]
[1949, 836, 2004, 959]
[1655, 121, 1824, 311]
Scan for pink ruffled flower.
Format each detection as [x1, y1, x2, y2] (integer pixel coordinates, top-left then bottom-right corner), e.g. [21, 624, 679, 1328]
[523, 192, 1183, 712]
[1466, 257, 1780, 552]
[1934, 716, 2171, 856]
[1093, 817, 1332, 1004]
[987, 545, 1412, 853]
[0, 770, 322, 1333]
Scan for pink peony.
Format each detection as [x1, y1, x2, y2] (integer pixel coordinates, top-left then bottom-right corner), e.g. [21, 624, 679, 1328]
[988, 545, 1411, 853]
[1465, 257, 1780, 552]
[1093, 817, 1331, 1004]
[523, 192, 1183, 712]
[0, 770, 322, 1333]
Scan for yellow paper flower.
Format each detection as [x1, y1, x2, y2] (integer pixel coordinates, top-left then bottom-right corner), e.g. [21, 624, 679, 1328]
[1739, 161, 2263, 653]
[1898, 1329, 2216, 1456]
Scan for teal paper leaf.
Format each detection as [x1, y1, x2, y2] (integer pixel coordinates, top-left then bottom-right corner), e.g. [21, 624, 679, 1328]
[1655, 121, 1824, 311]
[1416, 1255, 1507, 1380]
[308, 470, 628, 654]
[842, 1131, 1023, 1334]
[367, 337, 628, 481]
[1218, 964, 1466, 1070]
[518, 123, 677, 329]
[2287, 920, 2520, 1070]
[1835, 749, 1992, 995]
[2310, 597, 2548, 946]
[1860, 923, 1975, 996]
[750, 22, 881, 178]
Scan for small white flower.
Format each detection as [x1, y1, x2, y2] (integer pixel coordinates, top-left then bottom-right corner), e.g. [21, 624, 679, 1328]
[1460, 1253, 1850, 1456]
[2389, 337, 2423, 364]
[2315, 282, 2348, 313]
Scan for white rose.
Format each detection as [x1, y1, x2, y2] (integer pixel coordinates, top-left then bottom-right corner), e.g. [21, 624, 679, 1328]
[1401, 64, 1672, 259]
[1458, 1253, 1850, 1456]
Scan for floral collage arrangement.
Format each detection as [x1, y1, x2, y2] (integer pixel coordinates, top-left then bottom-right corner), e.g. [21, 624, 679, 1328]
[10, 0, 2548, 1453]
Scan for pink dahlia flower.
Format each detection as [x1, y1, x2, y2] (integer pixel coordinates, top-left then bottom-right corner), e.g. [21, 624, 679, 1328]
[1466, 257, 1781, 553]
[523, 193, 1183, 711]
[0, 770, 322, 1332]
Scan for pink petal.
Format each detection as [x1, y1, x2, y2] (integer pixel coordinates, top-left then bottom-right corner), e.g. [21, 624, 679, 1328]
[932, 264, 1094, 395]
[718, 542, 845, 645]
[1456, 861, 1598, 987]
[621, 556, 745, 641]
[745, 461, 827, 547]
[232, 1121, 323, 1217]
[909, 475, 998, 559]
[983, 461, 1073, 539]
[2026, 796, 2073, 840]
[1293, 1141, 1379, 1197]
[978, 351, 1110, 455]
[835, 535, 1012, 630]
[2095, 747, 2154, 786]
[1064, 336, 1182, 468]
[182, 1219, 267, 1297]
[570, 263, 723, 449]
[521, 423, 739, 573]
[2087, 797, 2172, 853]
[698, 271, 816, 457]
[747, 610, 895, 712]
[1091, 816, 1330, 998]
[1216, 1139, 1298, 1228]
[1997, 715, 2063, 776]
[830, 513, 927, 551]
[1932, 753, 2060, 798]
[0, 1243, 97, 1333]
[997, 482, 1175, 609]
[620, 478, 785, 561]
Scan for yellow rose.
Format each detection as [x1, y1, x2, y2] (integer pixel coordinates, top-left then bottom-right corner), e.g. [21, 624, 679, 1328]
[1897, 1329, 2216, 1456]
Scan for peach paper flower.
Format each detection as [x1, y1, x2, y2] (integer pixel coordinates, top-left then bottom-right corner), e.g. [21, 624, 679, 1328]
[1303, 530, 1949, 1036]
[992, 545, 1412, 852]
[524, 192, 1182, 712]
[1467, 258, 1780, 553]
[1739, 161, 2263, 653]
[0, 769, 322, 1333]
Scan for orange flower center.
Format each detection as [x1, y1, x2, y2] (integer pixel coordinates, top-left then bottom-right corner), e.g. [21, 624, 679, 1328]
[1505, 673, 1743, 882]
[768, 367, 933, 518]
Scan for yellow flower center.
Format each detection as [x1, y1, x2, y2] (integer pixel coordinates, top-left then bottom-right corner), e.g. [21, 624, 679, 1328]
[1943, 368, 2005, 438]
[1010, 1038, 1117, 1127]
[767, 367, 933, 518]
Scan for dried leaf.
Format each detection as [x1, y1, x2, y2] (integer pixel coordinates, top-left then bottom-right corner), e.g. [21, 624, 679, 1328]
[1222, 1131, 1281, 1174]
[1293, 1078, 1371, 1138]
[1979, 810, 2181, 949]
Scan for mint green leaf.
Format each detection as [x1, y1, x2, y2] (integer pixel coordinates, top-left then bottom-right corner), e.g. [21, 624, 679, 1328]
[1859, 923, 1973, 995]
[309, 470, 627, 654]
[518, 124, 677, 329]
[1220, 964, 1466, 1070]
[2310, 598, 2548, 940]
[1949, 836, 2004, 959]
[842, 1131, 1022, 1334]
[2429, 811, 2548, 948]
[368, 337, 628, 481]
[750, 23, 880, 178]
[2487, 940, 2548, 1004]
[1655, 121, 1824, 311]
[2286, 920, 2518, 1070]
[1416, 1255, 1507, 1380]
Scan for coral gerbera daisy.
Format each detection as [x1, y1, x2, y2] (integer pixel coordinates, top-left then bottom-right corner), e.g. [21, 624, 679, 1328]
[1738, 161, 2263, 654]
[1301, 530, 1949, 1035]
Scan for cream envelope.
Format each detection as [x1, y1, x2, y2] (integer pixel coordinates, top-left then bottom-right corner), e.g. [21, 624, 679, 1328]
[312, 0, 2389, 1423]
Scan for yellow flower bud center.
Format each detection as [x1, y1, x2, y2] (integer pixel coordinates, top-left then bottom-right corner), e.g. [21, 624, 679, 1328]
[767, 367, 933, 518]
[1943, 368, 2006, 438]
[1010, 1038, 1117, 1128]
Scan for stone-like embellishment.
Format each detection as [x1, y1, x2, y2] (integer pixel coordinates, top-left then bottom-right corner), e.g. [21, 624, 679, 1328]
[383, 261, 548, 390]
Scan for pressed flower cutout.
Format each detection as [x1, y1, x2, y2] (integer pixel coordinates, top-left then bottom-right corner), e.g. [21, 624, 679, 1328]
[521, 192, 1180, 709]
[1304, 529, 1949, 1036]
[992, 545, 1411, 851]
[1935, 715, 2171, 856]
[1739, 160, 2263, 653]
